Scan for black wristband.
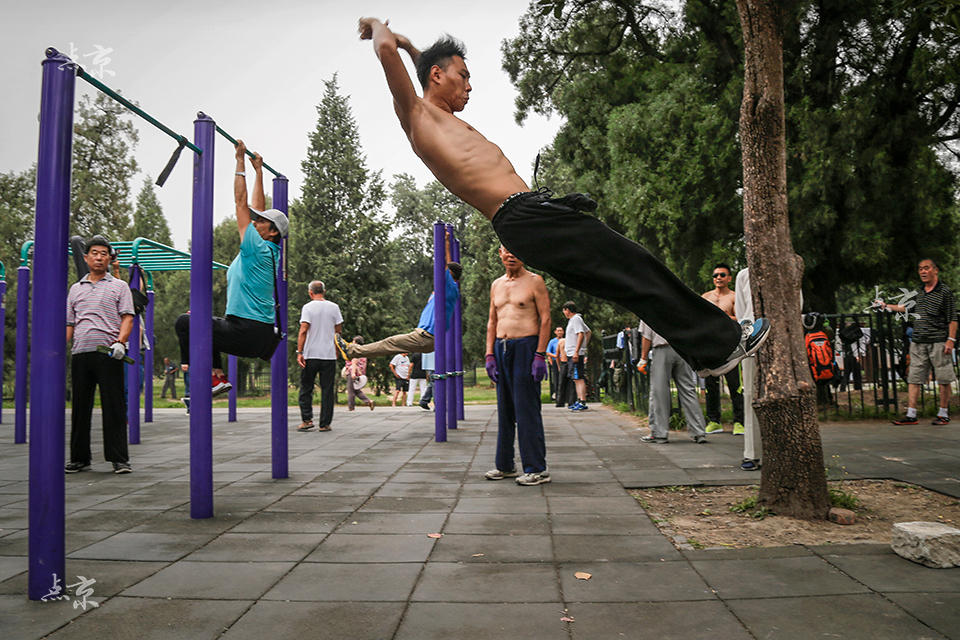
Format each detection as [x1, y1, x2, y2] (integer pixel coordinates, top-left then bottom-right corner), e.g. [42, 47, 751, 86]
[535, 351, 546, 357]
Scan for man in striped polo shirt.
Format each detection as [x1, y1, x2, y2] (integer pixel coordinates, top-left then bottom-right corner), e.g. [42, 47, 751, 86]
[882, 258, 958, 425]
[66, 236, 135, 474]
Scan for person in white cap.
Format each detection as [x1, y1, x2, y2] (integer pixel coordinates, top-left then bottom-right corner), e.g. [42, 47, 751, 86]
[175, 140, 289, 405]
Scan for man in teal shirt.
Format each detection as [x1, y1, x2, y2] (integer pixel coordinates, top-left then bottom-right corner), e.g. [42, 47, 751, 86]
[175, 140, 288, 399]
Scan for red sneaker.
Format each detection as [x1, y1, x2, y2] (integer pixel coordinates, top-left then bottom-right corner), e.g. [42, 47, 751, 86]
[212, 374, 232, 397]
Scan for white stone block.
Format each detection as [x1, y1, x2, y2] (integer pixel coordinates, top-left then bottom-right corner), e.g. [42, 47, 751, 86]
[891, 521, 960, 569]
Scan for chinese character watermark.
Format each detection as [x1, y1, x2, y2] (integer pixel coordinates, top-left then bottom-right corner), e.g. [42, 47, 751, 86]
[40, 573, 99, 610]
[867, 285, 920, 322]
[57, 42, 116, 80]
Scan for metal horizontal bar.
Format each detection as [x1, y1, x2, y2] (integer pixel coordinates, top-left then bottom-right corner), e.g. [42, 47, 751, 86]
[214, 125, 282, 177]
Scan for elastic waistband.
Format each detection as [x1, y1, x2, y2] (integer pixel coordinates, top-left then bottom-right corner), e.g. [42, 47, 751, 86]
[495, 335, 539, 344]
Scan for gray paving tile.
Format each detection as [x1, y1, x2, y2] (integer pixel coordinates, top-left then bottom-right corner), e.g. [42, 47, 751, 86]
[357, 496, 455, 513]
[44, 596, 252, 640]
[374, 483, 461, 498]
[453, 496, 548, 513]
[123, 561, 294, 599]
[68, 532, 215, 561]
[304, 534, 435, 563]
[0, 555, 25, 581]
[691, 556, 871, 599]
[569, 601, 754, 639]
[444, 513, 550, 535]
[334, 513, 447, 534]
[231, 512, 345, 533]
[728, 594, 949, 640]
[886, 592, 960, 639]
[221, 601, 405, 640]
[550, 513, 659, 535]
[128, 511, 249, 535]
[430, 534, 552, 563]
[547, 496, 647, 514]
[289, 482, 381, 496]
[264, 495, 366, 512]
[0, 559, 168, 597]
[553, 534, 681, 562]
[560, 561, 714, 602]
[185, 533, 326, 562]
[541, 482, 630, 496]
[413, 562, 560, 602]
[395, 602, 567, 639]
[0, 594, 86, 640]
[63, 509, 160, 531]
[263, 563, 422, 601]
[823, 552, 960, 592]
[0, 530, 115, 557]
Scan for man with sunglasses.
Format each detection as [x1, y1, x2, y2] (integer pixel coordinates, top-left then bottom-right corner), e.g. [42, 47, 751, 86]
[701, 264, 745, 435]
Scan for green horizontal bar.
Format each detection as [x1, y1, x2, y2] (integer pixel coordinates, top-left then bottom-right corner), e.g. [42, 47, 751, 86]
[215, 125, 282, 177]
[76, 67, 202, 156]
[21, 240, 34, 266]
[0, 259, 5, 281]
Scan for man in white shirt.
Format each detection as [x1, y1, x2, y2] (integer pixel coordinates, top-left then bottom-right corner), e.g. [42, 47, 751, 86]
[734, 269, 761, 470]
[390, 353, 411, 407]
[561, 301, 591, 411]
[296, 280, 343, 432]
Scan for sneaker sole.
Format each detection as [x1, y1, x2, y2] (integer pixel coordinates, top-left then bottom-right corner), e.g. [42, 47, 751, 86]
[65, 466, 90, 473]
[516, 476, 551, 486]
[485, 472, 519, 481]
[700, 319, 772, 377]
[212, 384, 232, 397]
[113, 467, 132, 474]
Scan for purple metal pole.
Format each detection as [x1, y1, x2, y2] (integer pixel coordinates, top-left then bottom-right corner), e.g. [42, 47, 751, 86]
[190, 113, 215, 519]
[0, 279, 5, 424]
[126, 265, 142, 444]
[144, 282, 155, 423]
[452, 236, 465, 421]
[271, 176, 289, 478]
[15, 263, 30, 443]
[28, 47, 74, 601]
[433, 222, 447, 442]
[227, 355, 237, 422]
[444, 224, 457, 430]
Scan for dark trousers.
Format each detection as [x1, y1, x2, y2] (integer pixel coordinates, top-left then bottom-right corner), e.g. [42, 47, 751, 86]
[175, 313, 275, 371]
[70, 351, 129, 464]
[299, 359, 336, 427]
[548, 360, 559, 398]
[494, 336, 546, 474]
[420, 371, 434, 407]
[555, 361, 575, 407]
[493, 192, 741, 371]
[841, 352, 862, 391]
[705, 366, 745, 424]
[161, 375, 177, 398]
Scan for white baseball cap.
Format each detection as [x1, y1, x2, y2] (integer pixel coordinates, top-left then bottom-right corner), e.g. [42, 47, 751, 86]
[250, 207, 289, 238]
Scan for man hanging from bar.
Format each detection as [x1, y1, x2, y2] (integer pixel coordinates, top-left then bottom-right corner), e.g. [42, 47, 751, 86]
[357, 18, 770, 377]
[175, 140, 288, 403]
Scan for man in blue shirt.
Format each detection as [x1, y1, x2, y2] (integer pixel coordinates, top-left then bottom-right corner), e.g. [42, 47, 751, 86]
[175, 140, 288, 399]
[337, 232, 460, 358]
[545, 326, 562, 401]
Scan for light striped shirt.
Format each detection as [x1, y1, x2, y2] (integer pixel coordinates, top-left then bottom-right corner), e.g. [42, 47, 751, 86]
[67, 273, 134, 354]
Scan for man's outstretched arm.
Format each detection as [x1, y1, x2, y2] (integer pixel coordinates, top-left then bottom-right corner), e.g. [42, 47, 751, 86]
[358, 17, 420, 129]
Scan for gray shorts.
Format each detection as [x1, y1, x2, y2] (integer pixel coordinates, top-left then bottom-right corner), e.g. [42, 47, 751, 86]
[907, 341, 957, 384]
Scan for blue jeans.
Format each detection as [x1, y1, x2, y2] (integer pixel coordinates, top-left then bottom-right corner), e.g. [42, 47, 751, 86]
[494, 336, 546, 474]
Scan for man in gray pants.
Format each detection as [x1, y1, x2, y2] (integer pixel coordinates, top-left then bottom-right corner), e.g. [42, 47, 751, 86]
[637, 321, 708, 444]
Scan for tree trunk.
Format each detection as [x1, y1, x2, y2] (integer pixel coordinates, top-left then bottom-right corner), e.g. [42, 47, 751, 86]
[735, 0, 830, 519]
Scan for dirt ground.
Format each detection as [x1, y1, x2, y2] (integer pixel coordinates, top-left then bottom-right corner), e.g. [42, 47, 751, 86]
[631, 480, 960, 549]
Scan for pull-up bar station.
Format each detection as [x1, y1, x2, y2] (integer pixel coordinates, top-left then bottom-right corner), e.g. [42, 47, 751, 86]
[0, 260, 5, 426]
[27, 47, 289, 601]
[432, 222, 465, 442]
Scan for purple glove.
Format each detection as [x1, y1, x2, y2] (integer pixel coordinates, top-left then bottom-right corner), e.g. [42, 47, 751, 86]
[485, 354, 498, 383]
[531, 352, 547, 382]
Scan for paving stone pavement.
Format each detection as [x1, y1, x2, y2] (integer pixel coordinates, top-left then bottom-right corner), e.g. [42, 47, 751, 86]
[0, 403, 958, 639]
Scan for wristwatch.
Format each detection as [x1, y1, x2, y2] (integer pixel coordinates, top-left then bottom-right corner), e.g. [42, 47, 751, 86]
[235, 171, 246, 177]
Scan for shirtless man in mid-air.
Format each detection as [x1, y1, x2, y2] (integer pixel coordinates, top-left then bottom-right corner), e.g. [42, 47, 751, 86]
[484, 246, 551, 486]
[358, 17, 769, 377]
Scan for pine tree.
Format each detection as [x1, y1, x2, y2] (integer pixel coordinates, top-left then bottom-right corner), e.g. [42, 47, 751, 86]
[71, 92, 139, 240]
[132, 177, 172, 246]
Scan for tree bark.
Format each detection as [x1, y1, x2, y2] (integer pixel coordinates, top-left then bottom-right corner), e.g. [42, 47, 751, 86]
[735, 0, 830, 519]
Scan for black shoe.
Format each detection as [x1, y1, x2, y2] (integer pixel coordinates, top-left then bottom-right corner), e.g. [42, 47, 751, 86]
[697, 318, 771, 377]
[932, 415, 950, 425]
[740, 458, 760, 471]
[640, 435, 668, 444]
[112, 462, 132, 474]
[693, 435, 707, 444]
[64, 461, 90, 473]
[891, 414, 918, 425]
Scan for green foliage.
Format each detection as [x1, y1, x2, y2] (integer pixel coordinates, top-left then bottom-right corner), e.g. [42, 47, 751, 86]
[502, 0, 960, 314]
[0, 167, 35, 388]
[729, 494, 773, 519]
[71, 92, 139, 240]
[828, 487, 861, 510]
[132, 177, 172, 246]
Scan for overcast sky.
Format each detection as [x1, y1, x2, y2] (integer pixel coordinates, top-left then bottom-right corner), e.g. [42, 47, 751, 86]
[2, 0, 561, 249]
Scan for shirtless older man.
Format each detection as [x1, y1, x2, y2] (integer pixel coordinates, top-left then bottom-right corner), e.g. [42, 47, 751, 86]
[358, 17, 770, 377]
[701, 263, 745, 435]
[484, 246, 551, 486]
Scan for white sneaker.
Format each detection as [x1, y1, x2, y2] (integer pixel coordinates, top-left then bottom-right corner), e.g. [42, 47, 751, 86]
[516, 471, 551, 486]
[484, 468, 519, 480]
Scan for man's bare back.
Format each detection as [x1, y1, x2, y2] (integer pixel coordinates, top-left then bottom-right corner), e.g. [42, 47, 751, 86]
[359, 18, 528, 219]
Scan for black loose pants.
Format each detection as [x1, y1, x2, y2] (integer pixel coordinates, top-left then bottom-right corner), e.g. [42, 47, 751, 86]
[70, 351, 129, 464]
[299, 359, 336, 427]
[175, 313, 275, 370]
[492, 192, 741, 371]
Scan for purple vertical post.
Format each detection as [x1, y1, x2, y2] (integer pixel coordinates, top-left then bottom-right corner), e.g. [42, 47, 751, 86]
[126, 265, 141, 444]
[190, 113, 215, 519]
[14, 259, 30, 444]
[144, 280, 154, 422]
[433, 222, 447, 442]
[28, 47, 74, 601]
[452, 236, 465, 420]
[0, 277, 5, 424]
[271, 176, 289, 478]
[227, 355, 237, 422]
[444, 224, 457, 430]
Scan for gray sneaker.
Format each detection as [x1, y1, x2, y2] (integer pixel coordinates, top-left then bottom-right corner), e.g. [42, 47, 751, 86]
[516, 471, 551, 486]
[112, 462, 132, 474]
[697, 318, 771, 377]
[484, 468, 519, 480]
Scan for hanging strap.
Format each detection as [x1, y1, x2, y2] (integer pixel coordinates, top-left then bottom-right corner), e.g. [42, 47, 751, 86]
[271, 249, 284, 339]
[156, 137, 187, 187]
